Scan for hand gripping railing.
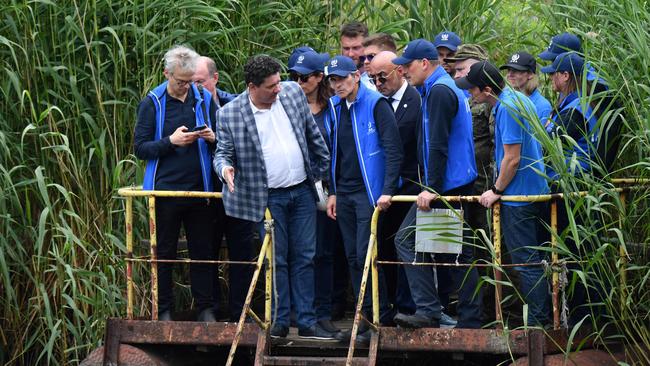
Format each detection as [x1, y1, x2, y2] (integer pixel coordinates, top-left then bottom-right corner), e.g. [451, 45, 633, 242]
[117, 187, 274, 366]
[344, 178, 648, 366]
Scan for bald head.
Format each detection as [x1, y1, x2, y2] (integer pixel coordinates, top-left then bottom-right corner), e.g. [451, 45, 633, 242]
[369, 51, 403, 97]
[193, 56, 219, 98]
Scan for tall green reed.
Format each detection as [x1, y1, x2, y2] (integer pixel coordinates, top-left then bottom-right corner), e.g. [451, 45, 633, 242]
[1, 0, 648, 364]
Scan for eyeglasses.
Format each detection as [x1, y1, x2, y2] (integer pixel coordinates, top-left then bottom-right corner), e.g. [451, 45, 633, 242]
[171, 74, 192, 87]
[359, 53, 377, 64]
[289, 72, 317, 83]
[369, 67, 398, 85]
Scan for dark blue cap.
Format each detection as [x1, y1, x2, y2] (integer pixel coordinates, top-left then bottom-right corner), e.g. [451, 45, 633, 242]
[324, 55, 357, 77]
[539, 33, 582, 61]
[289, 51, 330, 74]
[433, 31, 462, 52]
[392, 39, 438, 65]
[540, 52, 584, 75]
[288, 46, 316, 69]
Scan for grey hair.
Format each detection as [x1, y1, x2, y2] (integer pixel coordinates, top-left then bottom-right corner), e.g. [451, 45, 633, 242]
[163, 45, 199, 74]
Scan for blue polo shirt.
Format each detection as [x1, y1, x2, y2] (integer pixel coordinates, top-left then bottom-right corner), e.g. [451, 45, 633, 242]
[494, 88, 549, 206]
[528, 88, 552, 126]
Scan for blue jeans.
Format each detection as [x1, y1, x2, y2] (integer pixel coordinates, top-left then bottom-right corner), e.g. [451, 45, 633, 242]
[267, 181, 317, 329]
[501, 202, 550, 326]
[394, 182, 482, 328]
[336, 190, 391, 322]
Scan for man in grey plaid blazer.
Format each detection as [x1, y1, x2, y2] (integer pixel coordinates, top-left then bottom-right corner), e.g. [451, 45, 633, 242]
[213, 55, 333, 339]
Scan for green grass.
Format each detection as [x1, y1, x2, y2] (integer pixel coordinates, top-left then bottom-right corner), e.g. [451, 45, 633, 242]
[0, 0, 649, 364]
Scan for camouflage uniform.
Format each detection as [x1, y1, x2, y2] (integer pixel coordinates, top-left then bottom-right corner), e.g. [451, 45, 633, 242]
[470, 99, 494, 194]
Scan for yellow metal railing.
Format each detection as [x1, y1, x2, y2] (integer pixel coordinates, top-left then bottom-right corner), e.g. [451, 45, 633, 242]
[117, 178, 647, 366]
[344, 178, 648, 366]
[117, 187, 273, 366]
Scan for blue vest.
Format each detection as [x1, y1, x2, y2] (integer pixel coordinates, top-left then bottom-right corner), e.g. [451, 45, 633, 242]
[553, 92, 598, 173]
[421, 67, 477, 192]
[324, 82, 385, 206]
[142, 82, 214, 191]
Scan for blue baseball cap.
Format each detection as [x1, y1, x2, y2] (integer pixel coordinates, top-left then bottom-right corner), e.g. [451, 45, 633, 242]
[392, 39, 438, 65]
[324, 55, 357, 77]
[288, 46, 316, 69]
[433, 31, 462, 52]
[289, 51, 330, 74]
[540, 52, 585, 75]
[539, 33, 582, 61]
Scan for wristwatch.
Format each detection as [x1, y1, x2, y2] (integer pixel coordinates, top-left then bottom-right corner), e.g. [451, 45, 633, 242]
[491, 185, 505, 195]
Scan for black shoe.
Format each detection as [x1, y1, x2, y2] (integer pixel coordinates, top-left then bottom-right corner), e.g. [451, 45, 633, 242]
[270, 324, 289, 339]
[197, 308, 216, 322]
[317, 319, 341, 333]
[335, 320, 370, 342]
[393, 313, 439, 329]
[439, 312, 458, 329]
[355, 329, 372, 346]
[158, 310, 172, 321]
[298, 323, 337, 340]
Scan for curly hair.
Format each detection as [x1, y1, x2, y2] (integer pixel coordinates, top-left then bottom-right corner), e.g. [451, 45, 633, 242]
[244, 55, 282, 86]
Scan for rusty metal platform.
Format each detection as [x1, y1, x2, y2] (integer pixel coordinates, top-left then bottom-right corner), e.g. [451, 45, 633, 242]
[102, 318, 581, 365]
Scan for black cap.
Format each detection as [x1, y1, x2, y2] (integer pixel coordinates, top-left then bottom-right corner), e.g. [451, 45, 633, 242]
[455, 61, 503, 91]
[500, 51, 536, 73]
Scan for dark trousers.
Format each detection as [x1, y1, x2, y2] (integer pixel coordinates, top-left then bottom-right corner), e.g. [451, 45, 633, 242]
[336, 190, 391, 323]
[377, 181, 419, 314]
[212, 200, 255, 321]
[156, 197, 216, 314]
[395, 182, 482, 328]
[314, 210, 340, 320]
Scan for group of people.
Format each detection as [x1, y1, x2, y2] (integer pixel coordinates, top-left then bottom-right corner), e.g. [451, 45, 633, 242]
[134, 21, 610, 342]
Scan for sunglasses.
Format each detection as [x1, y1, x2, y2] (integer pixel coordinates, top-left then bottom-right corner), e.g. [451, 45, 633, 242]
[359, 53, 377, 64]
[289, 72, 317, 83]
[368, 67, 398, 85]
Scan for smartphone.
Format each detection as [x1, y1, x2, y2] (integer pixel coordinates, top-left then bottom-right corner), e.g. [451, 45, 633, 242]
[192, 125, 208, 132]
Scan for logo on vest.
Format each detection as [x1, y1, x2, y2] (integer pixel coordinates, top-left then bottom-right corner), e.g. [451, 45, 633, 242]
[441, 33, 449, 41]
[367, 120, 375, 134]
[510, 54, 520, 63]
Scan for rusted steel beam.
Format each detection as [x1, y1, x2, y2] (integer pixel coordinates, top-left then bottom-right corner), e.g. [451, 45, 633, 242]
[346, 208, 380, 365]
[550, 201, 560, 330]
[378, 328, 529, 354]
[262, 356, 368, 365]
[148, 196, 158, 320]
[126, 196, 134, 320]
[527, 329, 545, 366]
[493, 202, 503, 329]
[253, 330, 268, 366]
[114, 320, 258, 346]
[367, 332, 379, 366]
[103, 318, 121, 366]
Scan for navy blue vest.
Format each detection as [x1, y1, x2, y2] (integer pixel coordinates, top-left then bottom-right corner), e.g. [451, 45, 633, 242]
[142, 82, 214, 191]
[421, 67, 477, 192]
[553, 91, 598, 173]
[324, 82, 385, 206]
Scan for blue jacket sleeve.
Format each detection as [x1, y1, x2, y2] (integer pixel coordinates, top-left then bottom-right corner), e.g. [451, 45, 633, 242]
[133, 97, 174, 160]
[426, 84, 457, 193]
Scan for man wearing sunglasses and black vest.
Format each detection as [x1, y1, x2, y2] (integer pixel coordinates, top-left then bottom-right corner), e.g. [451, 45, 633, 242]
[367, 51, 420, 316]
